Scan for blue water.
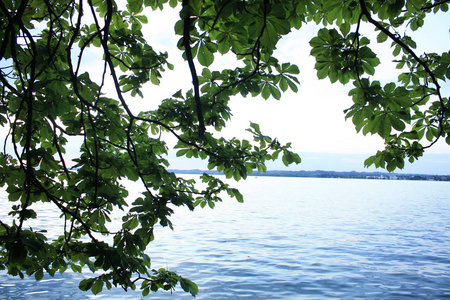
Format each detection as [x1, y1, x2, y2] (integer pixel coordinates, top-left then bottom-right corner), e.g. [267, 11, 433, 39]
[1, 176, 450, 299]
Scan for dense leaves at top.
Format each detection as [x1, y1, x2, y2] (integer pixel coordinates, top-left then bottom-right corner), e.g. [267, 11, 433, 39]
[0, 0, 448, 297]
[308, 0, 449, 171]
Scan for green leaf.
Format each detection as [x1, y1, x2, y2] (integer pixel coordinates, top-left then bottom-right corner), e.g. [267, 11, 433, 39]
[389, 115, 405, 131]
[339, 22, 350, 36]
[197, 43, 214, 66]
[34, 269, 44, 281]
[279, 77, 288, 92]
[142, 287, 150, 296]
[179, 277, 199, 296]
[169, 0, 178, 8]
[286, 76, 299, 92]
[79, 279, 94, 291]
[261, 84, 271, 100]
[150, 69, 160, 85]
[91, 279, 104, 295]
[269, 85, 281, 100]
[281, 150, 300, 166]
[127, 0, 143, 13]
[377, 32, 388, 43]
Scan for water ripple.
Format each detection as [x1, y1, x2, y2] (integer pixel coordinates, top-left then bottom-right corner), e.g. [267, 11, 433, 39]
[1, 177, 450, 299]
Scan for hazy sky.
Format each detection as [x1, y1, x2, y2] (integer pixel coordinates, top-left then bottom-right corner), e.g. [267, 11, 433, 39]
[129, 7, 450, 153]
[136, 7, 450, 173]
[1, 5, 449, 174]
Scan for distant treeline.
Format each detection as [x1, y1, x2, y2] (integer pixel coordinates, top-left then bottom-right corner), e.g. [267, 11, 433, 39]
[170, 169, 450, 181]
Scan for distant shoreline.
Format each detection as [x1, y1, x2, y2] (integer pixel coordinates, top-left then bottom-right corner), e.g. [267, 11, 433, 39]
[170, 169, 450, 181]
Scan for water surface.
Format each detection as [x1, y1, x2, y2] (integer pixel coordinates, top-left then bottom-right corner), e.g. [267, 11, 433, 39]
[1, 177, 449, 299]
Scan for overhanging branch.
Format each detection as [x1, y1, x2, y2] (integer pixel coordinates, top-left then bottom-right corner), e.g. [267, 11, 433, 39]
[358, 0, 446, 149]
[182, 0, 206, 138]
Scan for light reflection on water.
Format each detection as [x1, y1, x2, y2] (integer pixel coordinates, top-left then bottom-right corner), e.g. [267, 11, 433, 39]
[1, 176, 450, 299]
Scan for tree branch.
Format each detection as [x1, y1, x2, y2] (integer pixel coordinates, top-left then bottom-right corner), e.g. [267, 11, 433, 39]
[420, 0, 450, 11]
[358, 0, 446, 149]
[211, 0, 268, 104]
[182, 0, 206, 138]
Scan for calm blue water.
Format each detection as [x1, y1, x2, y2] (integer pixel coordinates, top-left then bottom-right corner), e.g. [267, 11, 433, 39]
[1, 176, 450, 299]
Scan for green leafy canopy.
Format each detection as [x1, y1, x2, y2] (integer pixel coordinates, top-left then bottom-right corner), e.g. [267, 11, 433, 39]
[0, 0, 448, 297]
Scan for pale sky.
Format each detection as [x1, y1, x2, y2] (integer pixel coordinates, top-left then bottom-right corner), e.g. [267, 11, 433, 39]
[129, 7, 450, 152]
[136, 7, 450, 174]
[1, 5, 449, 174]
[132, 8, 380, 154]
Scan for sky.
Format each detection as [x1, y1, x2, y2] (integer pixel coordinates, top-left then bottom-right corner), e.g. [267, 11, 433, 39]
[134, 6, 450, 174]
[1, 4, 450, 175]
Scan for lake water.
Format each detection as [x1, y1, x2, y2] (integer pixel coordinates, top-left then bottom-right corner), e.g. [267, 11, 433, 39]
[1, 176, 450, 299]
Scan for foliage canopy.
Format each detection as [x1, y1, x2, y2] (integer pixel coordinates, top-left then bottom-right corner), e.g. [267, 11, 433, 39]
[0, 0, 448, 297]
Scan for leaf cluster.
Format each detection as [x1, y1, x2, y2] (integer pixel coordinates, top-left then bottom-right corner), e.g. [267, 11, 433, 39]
[0, 0, 303, 297]
[308, 0, 449, 170]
